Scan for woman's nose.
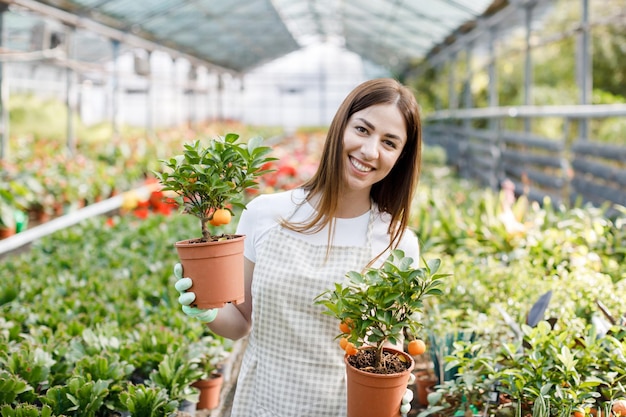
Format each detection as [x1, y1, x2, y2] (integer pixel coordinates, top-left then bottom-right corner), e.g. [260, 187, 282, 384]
[360, 138, 379, 160]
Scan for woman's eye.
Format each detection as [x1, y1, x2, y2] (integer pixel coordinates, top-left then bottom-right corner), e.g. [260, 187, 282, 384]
[383, 139, 397, 148]
[355, 126, 368, 134]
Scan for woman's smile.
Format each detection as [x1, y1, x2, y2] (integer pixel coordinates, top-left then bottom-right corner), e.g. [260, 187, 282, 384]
[349, 156, 374, 173]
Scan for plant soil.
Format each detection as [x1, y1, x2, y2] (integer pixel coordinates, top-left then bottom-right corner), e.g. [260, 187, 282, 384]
[189, 234, 241, 244]
[347, 348, 411, 375]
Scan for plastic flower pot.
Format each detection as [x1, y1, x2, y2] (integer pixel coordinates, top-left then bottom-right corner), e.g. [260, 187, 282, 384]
[192, 374, 224, 410]
[175, 235, 246, 309]
[344, 347, 415, 417]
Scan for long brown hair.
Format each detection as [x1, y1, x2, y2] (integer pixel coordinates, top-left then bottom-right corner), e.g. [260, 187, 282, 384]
[284, 78, 422, 257]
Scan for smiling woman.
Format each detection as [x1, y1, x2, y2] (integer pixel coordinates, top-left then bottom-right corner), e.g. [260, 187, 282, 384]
[173, 78, 424, 417]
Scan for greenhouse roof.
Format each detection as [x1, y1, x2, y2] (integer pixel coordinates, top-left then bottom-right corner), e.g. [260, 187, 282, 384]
[1, 0, 499, 74]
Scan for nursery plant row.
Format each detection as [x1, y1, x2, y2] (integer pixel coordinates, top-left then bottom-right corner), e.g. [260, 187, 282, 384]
[1, 209, 235, 416]
[0, 122, 625, 416]
[0, 120, 289, 236]
[412, 166, 626, 417]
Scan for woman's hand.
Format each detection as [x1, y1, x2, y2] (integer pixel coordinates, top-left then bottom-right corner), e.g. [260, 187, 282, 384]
[173, 263, 218, 323]
[400, 373, 416, 416]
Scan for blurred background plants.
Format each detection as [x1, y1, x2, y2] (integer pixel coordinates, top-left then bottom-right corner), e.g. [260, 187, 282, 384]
[1, 114, 624, 416]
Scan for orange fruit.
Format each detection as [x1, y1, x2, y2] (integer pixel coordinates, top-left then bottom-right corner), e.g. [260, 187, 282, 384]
[408, 339, 426, 356]
[339, 337, 349, 350]
[613, 400, 626, 416]
[573, 410, 584, 417]
[589, 408, 602, 417]
[339, 321, 351, 334]
[344, 342, 357, 356]
[211, 208, 232, 226]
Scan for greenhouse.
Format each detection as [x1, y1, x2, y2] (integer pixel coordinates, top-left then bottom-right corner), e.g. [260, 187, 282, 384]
[1, 0, 625, 416]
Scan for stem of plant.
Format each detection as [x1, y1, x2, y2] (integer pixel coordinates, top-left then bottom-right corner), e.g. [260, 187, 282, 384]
[375, 344, 384, 369]
[201, 219, 209, 240]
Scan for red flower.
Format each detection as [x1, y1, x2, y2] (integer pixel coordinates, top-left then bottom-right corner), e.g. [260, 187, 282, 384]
[149, 190, 164, 209]
[156, 204, 173, 216]
[136, 199, 151, 208]
[133, 207, 150, 219]
[261, 161, 275, 171]
[277, 165, 297, 177]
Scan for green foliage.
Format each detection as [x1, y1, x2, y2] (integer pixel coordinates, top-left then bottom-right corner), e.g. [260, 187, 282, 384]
[413, 172, 626, 322]
[123, 325, 189, 385]
[1, 121, 624, 416]
[421, 319, 626, 417]
[593, 5, 626, 99]
[408, 0, 626, 144]
[0, 189, 16, 229]
[410, 162, 626, 416]
[428, 330, 476, 385]
[42, 377, 109, 417]
[493, 320, 623, 415]
[0, 403, 58, 417]
[187, 335, 232, 379]
[0, 346, 54, 403]
[0, 172, 36, 229]
[421, 145, 447, 166]
[147, 349, 203, 403]
[315, 250, 448, 370]
[154, 133, 276, 240]
[0, 211, 232, 412]
[72, 353, 133, 412]
[0, 371, 31, 405]
[419, 338, 496, 417]
[119, 384, 178, 417]
[8, 94, 80, 142]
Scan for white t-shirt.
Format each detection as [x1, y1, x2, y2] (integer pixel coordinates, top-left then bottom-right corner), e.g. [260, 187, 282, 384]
[236, 188, 420, 267]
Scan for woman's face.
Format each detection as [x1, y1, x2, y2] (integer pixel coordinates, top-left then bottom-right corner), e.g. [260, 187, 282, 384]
[342, 103, 406, 194]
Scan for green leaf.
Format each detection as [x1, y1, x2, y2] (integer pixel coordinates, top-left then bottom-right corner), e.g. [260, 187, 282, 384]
[346, 271, 365, 284]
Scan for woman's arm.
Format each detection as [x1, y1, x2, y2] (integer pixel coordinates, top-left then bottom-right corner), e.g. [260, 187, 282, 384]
[206, 257, 254, 340]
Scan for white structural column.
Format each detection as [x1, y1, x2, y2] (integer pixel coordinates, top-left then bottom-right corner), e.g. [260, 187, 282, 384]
[577, 0, 591, 140]
[65, 24, 76, 153]
[0, 4, 8, 160]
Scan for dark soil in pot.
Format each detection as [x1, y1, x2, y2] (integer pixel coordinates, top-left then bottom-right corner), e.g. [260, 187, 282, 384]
[347, 348, 411, 374]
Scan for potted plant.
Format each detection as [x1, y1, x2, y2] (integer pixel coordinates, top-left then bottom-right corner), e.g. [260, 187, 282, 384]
[154, 133, 275, 309]
[315, 249, 447, 417]
[0, 176, 32, 237]
[0, 189, 17, 238]
[189, 335, 232, 410]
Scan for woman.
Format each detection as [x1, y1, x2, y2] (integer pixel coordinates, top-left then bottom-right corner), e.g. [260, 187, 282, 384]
[175, 78, 423, 416]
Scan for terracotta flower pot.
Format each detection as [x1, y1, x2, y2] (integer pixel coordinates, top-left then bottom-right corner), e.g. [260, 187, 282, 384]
[192, 374, 224, 410]
[0, 226, 15, 240]
[345, 347, 415, 417]
[175, 235, 245, 309]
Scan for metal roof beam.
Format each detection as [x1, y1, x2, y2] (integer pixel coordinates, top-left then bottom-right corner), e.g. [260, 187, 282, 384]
[440, 0, 485, 15]
[422, 0, 554, 70]
[400, 2, 458, 32]
[0, 0, 237, 74]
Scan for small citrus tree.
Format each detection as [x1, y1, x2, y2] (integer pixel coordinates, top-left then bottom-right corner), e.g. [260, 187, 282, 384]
[154, 133, 275, 241]
[315, 249, 448, 372]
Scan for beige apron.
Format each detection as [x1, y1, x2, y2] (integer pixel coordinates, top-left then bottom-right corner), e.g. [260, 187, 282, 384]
[230, 210, 374, 417]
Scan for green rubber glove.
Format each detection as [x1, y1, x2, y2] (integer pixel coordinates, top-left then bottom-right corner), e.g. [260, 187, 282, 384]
[400, 372, 416, 416]
[173, 263, 218, 323]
